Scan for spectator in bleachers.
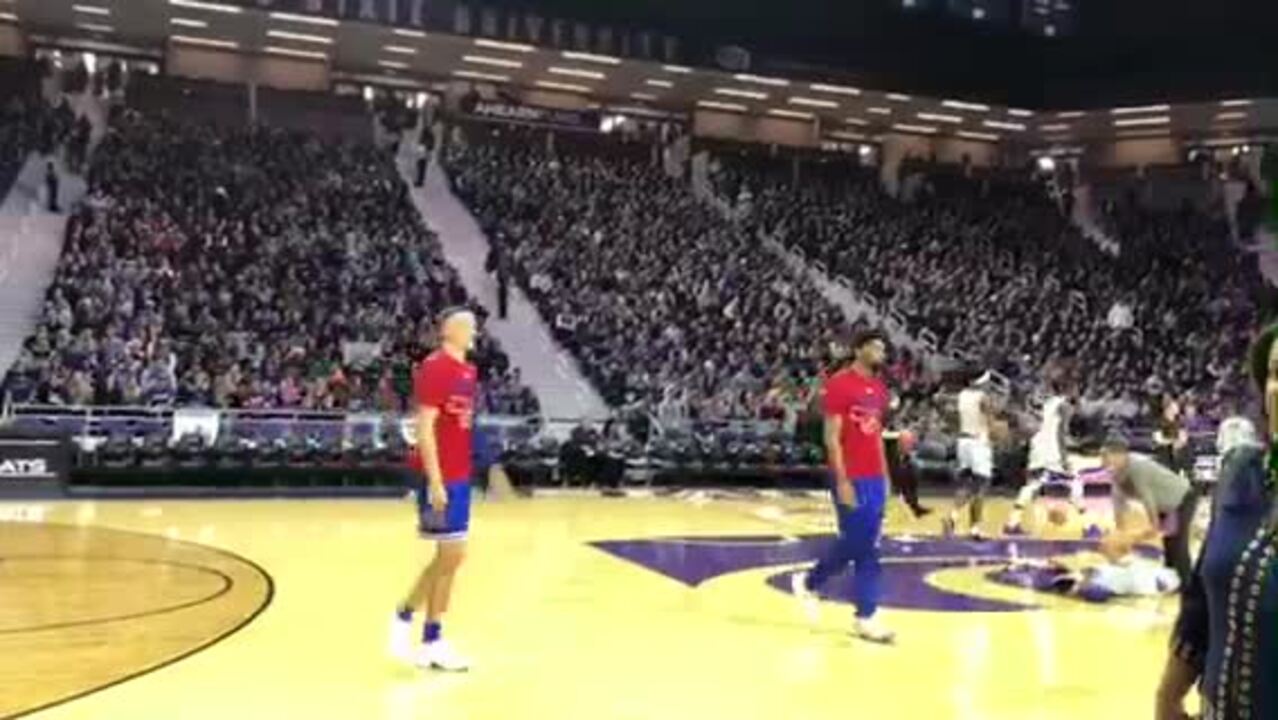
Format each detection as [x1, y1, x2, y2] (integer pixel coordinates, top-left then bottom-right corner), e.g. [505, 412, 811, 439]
[726, 154, 1262, 417]
[445, 128, 935, 423]
[2, 110, 538, 416]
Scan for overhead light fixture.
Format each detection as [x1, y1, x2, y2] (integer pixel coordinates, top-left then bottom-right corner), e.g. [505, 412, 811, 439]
[827, 131, 868, 141]
[941, 99, 990, 112]
[170, 17, 208, 28]
[788, 96, 838, 109]
[1110, 103, 1171, 115]
[734, 73, 790, 87]
[630, 92, 658, 101]
[1008, 108, 1034, 117]
[892, 123, 938, 134]
[886, 93, 911, 102]
[714, 87, 768, 100]
[384, 45, 416, 55]
[867, 107, 891, 115]
[72, 5, 111, 15]
[1056, 110, 1085, 118]
[1215, 111, 1248, 121]
[768, 108, 814, 120]
[645, 79, 673, 88]
[1113, 115, 1170, 127]
[957, 130, 999, 141]
[983, 119, 1026, 131]
[392, 28, 427, 38]
[462, 54, 523, 69]
[662, 64, 692, 74]
[474, 38, 534, 53]
[561, 51, 620, 65]
[1220, 99, 1253, 107]
[535, 80, 590, 93]
[845, 117, 870, 126]
[378, 60, 409, 70]
[266, 29, 333, 45]
[264, 45, 327, 60]
[169, 0, 243, 14]
[917, 112, 963, 124]
[1043, 134, 1073, 143]
[0, 12, 16, 22]
[268, 11, 338, 26]
[170, 34, 238, 49]
[696, 100, 748, 112]
[809, 83, 860, 96]
[76, 22, 112, 32]
[1039, 123, 1070, 132]
[548, 66, 605, 80]
[1115, 129, 1171, 138]
[452, 69, 509, 83]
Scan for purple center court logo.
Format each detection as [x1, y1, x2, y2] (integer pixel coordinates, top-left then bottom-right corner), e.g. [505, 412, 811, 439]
[592, 535, 1103, 612]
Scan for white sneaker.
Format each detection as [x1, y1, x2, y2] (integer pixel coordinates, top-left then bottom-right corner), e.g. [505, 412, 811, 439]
[388, 613, 414, 663]
[790, 570, 820, 623]
[415, 639, 470, 672]
[854, 617, 896, 645]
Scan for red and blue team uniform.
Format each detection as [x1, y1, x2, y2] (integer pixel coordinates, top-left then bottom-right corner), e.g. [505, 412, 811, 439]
[408, 350, 478, 540]
[802, 366, 890, 619]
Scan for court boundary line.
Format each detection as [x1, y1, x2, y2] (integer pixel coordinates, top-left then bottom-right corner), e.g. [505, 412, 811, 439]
[2, 523, 276, 720]
[0, 556, 232, 636]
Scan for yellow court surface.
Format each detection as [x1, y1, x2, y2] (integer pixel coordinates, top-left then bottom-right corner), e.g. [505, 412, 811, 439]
[1, 493, 1181, 720]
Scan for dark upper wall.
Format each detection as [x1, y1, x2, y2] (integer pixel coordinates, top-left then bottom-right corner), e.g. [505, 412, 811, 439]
[496, 0, 1277, 108]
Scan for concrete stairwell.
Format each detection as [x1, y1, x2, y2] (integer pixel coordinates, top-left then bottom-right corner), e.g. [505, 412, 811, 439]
[397, 152, 609, 422]
[0, 153, 87, 381]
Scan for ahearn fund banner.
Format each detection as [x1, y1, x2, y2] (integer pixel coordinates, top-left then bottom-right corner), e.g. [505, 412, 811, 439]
[462, 99, 601, 132]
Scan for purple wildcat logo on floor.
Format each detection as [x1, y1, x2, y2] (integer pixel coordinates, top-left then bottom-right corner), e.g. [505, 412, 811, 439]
[591, 535, 1103, 612]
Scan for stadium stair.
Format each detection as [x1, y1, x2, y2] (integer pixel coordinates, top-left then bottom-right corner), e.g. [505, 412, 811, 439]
[398, 152, 611, 423]
[0, 153, 87, 382]
[693, 163, 953, 371]
[1253, 227, 1278, 286]
[1069, 184, 1121, 256]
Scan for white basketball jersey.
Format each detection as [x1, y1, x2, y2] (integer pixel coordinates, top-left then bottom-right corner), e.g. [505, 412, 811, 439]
[1037, 396, 1065, 443]
[958, 388, 988, 439]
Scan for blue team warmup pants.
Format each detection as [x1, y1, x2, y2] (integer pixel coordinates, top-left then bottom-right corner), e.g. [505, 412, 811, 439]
[805, 476, 887, 619]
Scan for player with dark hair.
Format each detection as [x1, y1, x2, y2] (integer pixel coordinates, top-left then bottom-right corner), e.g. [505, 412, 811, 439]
[1006, 380, 1097, 536]
[388, 308, 479, 671]
[791, 329, 895, 643]
[1098, 437, 1198, 586]
[945, 371, 998, 538]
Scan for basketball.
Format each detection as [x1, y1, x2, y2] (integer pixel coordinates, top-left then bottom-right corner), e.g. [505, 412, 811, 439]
[1047, 506, 1070, 526]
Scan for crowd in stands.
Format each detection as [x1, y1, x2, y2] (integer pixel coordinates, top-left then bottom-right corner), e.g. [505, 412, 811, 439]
[0, 61, 84, 197]
[1, 108, 537, 415]
[445, 125, 912, 424]
[733, 156, 1263, 419]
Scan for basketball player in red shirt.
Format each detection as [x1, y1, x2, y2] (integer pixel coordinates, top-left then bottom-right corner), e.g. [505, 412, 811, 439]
[791, 329, 895, 643]
[389, 308, 479, 671]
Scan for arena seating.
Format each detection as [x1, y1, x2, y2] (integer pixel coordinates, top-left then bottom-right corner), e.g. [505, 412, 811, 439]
[722, 153, 1263, 418]
[443, 124, 915, 423]
[0, 59, 75, 199]
[0, 107, 537, 417]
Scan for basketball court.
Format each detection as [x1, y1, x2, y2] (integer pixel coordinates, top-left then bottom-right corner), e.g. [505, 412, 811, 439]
[1, 493, 1181, 720]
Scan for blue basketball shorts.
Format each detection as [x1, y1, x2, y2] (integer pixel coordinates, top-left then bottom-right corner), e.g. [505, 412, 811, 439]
[412, 476, 471, 541]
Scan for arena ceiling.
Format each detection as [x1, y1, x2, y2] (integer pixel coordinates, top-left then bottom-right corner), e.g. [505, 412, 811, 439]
[5, 0, 1275, 150]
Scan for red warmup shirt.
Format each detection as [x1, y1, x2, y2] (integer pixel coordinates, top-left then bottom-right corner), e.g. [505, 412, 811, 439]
[408, 350, 478, 484]
[821, 366, 889, 481]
